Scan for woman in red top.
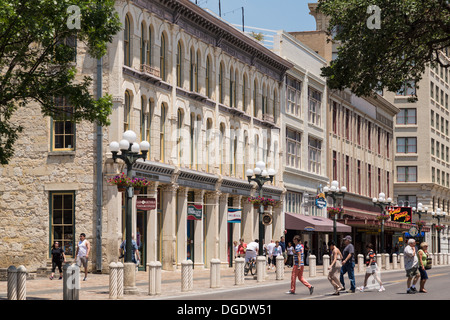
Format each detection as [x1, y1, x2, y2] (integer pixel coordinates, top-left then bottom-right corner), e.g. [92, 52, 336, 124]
[237, 239, 247, 258]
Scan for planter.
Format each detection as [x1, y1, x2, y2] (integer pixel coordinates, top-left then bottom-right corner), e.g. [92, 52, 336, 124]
[134, 187, 141, 195]
[117, 184, 127, 192]
[253, 204, 260, 209]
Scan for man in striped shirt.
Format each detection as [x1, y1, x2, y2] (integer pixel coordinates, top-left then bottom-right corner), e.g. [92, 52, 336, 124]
[286, 235, 314, 295]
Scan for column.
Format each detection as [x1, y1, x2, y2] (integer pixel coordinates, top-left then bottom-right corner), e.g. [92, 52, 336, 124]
[161, 183, 178, 271]
[204, 191, 220, 267]
[146, 182, 159, 263]
[218, 193, 229, 265]
[241, 193, 255, 243]
[194, 190, 205, 268]
[177, 187, 188, 266]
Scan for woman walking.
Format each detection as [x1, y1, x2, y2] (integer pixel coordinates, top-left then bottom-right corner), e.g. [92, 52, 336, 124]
[286, 242, 294, 267]
[50, 242, 66, 280]
[358, 243, 385, 292]
[327, 240, 343, 295]
[417, 242, 429, 293]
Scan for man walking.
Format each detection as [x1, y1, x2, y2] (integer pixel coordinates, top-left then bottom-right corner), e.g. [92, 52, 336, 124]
[75, 233, 90, 281]
[340, 235, 356, 293]
[286, 235, 314, 295]
[404, 238, 420, 294]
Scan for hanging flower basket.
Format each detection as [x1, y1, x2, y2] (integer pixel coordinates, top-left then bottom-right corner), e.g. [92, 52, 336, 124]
[327, 207, 343, 216]
[248, 196, 278, 209]
[108, 173, 131, 192]
[377, 213, 391, 222]
[416, 220, 426, 228]
[435, 225, 446, 232]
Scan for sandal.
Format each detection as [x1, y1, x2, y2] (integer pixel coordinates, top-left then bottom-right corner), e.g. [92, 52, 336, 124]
[49, 275, 53, 280]
[419, 289, 427, 293]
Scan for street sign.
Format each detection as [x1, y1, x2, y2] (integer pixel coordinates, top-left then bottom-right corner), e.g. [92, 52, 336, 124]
[315, 192, 327, 209]
[136, 197, 156, 210]
[187, 204, 202, 220]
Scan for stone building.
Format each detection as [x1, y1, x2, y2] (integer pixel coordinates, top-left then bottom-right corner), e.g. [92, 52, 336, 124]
[0, 0, 293, 273]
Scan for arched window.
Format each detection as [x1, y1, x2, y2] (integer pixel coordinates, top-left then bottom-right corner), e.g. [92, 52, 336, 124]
[124, 91, 131, 131]
[177, 109, 183, 166]
[147, 26, 152, 66]
[262, 84, 267, 115]
[195, 51, 200, 93]
[189, 47, 195, 91]
[146, 99, 153, 159]
[140, 96, 146, 141]
[160, 104, 166, 162]
[243, 132, 249, 178]
[176, 41, 183, 87]
[220, 123, 226, 174]
[242, 74, 247, 112]
[160, 33, 166, 81]
[273, 89, 278, 123]
[219, 63, 224, 104]
[206, 56, 212, 98]
[229, 68, 235, 108]
[140, 22, 147, 66]
[253, 79, 258, 118]
[206, 118, 213, 173]
[124, 15, 131, 67]
[190, 113, 195, 168]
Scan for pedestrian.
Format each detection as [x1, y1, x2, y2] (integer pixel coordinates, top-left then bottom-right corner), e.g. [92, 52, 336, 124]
[266, 240, 275, 270]
[340, 235, 356, 293]
[357, 243, 385, 292]
[404, 238, 420, 294]
[119, 235, 140, 264]
[327, 240, 343, 295]
[286, 235, 314, 295]
[417, 242, 429, 293]
[286, 242, 294, 267]
[304, 241, 309, 266]
[50, 241, 66, 280]
[245, 239, 258, 263]
[75, 233, 90, 281]
[233, 241, 239, 259]
[237, 238, 247, 258]
[272, 240, 282, 269]
[280, 236, 287, 264]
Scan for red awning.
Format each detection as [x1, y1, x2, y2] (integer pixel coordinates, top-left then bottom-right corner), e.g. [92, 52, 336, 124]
[285, 212, 352, 233]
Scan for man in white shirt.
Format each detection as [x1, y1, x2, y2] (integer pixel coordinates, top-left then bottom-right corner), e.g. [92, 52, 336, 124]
[245, 239, 259, 263]
[266, 240, 276, 269]
[404, 238, 420, 294]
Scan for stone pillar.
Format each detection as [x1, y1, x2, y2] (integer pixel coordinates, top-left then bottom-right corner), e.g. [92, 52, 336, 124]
[309, 255, 316, 277]
[109, 262, 118, 299]
[399, 253, 405, 269]
[146, 182, 159, 263]
[276, 255, 284, 280]
[204, 191, 220, 266]
[323, 254, 330, 277]
[194, 190, 205, 268]
[358, 254, 364, 273]
[392, 254, 398, 269]
[123, 262, 139, 295]
[235, 258, 245, 285]
[210, 259, 221, 288]
[384, 254, 391, 270]
[218, 193, 229, 264]
[177, 187, 188, 266]
[256, 256, 265, 283]
[181, 260, 193, 292]
[17, 265, 26, 301]
[117, 262, 124, 299]
[161, 183, 178, 270]
[241, 195, 255, 244]
[7, 266, 17, 300]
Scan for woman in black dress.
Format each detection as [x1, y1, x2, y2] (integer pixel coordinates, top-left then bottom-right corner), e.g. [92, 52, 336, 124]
[50, 242, 66, 280]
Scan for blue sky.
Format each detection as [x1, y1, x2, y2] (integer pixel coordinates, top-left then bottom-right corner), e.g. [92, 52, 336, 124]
[192, 0, 317, 32]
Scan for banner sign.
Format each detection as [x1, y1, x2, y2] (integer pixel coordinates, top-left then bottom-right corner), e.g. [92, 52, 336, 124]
[136, 197, 156, 210]
[315, 192, 327, 209]
[227, 208, 242, 223]
[187, 204, 203, 221]
[388, 206, 412, 224]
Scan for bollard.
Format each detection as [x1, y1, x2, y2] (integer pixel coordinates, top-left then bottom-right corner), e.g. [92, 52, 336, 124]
[7, 266, 17, 300]
[276, 255, 284, 280]
[322, 254, 330, 277]
[399, 253, 404, 270]
[17, 265, 27, 300]
[377, 254, 383, 270]
[109, 262, 118, 299]
[63, 264, 80, 300]
[256, 256, 265, 283]
[358, 254, 364, 273]
[309, 255, 316, 277]
[148, 261, 156, 296]
[384, 254, 391, 270]
[235, 258, 245, 286]
[392, 254, 398, 269]
[155, 261, 162, 295]
[210, 259, 221, 288]
[117, 262, 124, 299]
[181, 260, 193, 292]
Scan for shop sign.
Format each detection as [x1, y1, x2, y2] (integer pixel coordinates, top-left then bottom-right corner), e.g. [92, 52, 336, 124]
[187, 204, 202, 220]
[315, 192, 327, 209]
[136, 197, 156, 210]
[227, 208, 242, 223]
[388, 207, 412, 224]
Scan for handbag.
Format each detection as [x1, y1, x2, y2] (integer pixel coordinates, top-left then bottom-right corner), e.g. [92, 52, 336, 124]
[425, 256, 432, 270]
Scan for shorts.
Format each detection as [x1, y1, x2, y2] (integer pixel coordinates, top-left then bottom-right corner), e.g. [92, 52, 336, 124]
[77, 256, 89, 269]
[419, 267, 428, 280]
[405, 266, 418, 278]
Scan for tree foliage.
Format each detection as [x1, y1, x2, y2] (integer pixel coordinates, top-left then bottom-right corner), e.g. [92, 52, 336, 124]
[0, 0, 121, 164]
[317, 0, 450, 99]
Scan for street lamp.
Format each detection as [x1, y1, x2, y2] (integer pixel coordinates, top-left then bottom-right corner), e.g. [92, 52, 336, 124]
[372, 193, 393, 253]
[246, 161, 276, 257]
[323, 180, 346, 244]
[412, 203, 428, 243]
[432, 208, 446, 253]
[109, 130, 149, 263]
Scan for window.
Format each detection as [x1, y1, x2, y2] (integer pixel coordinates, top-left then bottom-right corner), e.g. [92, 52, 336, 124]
[140, 23, 147, 66]
[206, 119, 213, 173]
[177, 109, 183, 166]
[242, 74, 247, 112]
[333, 151, 338, 181]
[230, 68, 236, 108]
[261, 84, 267, 115]
[286, 128, 301, 169]
[397, 108, 417, 125]
[431, 138, 435, 155]
[253, 79, 258, 117]
[206, 56, 212, 98]
[397, 195, 417, 208]
[146, 99, 153, 159]
[160, 33, 166, 81]
[176, 42, 183, 87]
[308, 136, 322, 174]
[52, 97, 75, 151]
[286, 191, 304, 214]
[124, 15, 131, 67]
[308, 87, 322, 125]
[189, 48, 196, 92]
[219, 63, 224, 104]
[396, 81, 416, 96]
[160, 104, 166, 162]
[287, 77, 301, 117]
[50, 192, 75, 257]
[397, 166, 417, 182]
[431, 110, 434, 127]
[124, 91, 131, 132]
[396, 137, 417, 153]
[345, 109, 350, 140]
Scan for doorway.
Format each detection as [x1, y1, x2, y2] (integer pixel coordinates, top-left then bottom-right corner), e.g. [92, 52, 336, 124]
[136, 210, 147, 271]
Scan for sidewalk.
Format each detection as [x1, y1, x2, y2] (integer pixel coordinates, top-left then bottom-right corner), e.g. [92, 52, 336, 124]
[0, 264, 323, 300]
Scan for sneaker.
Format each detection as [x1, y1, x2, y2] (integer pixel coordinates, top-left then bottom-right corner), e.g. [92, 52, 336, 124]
[347, 289, 355, 293]
[358, 286, 368, 292]
[407, 288, 415, 294]
[83, 277, 87, 281]
[309, 286, 314, 295]
[49, 275, 53, 280]
[58, 276, 63, 280]
[379, 286, 385, 292]
[286, 291, 295, 294]
[411, 286, 417, 292]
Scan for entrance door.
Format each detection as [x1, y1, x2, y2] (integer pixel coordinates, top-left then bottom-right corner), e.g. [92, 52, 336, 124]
[187, 191, 195, 262]
[136, 210, 147, 271]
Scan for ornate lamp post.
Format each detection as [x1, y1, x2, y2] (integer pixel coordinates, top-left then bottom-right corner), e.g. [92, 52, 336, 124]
[372, 192, 393, 254]
[246, 161, 276, 256]
[412, 203, 428, 243]
[109, 130, 149, 263]
[432, 208, 446, 253]
[323, 180, 346, 244]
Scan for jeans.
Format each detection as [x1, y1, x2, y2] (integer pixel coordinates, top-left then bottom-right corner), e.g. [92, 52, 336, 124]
[340, 262, 356, 291]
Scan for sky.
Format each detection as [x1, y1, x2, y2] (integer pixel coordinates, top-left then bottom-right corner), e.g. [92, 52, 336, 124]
[191, 0, 317, 33]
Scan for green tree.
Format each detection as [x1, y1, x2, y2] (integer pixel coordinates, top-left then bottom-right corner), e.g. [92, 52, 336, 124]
[317, 0, 450, 99]
[0, 0, 121, 164]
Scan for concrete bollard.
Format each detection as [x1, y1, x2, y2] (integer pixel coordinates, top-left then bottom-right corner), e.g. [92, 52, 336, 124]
[210, 259, 221, 288]
[235, 258, 245, 285]
[377, 254, 383, 269]
[384, 254, 391, 270]
[440, 253, 443, 265]
[148, 261, 156, 296]
[7, 266, 17, 300]
[109, 262, 118, 299]
[276, 255, 284, 280]
[323, 255, 330, 277]
[392, 254, 398, 269]
[17, 265, 27, 300]
[309, 255, 316, 277]
[181, 260, 193, 292]
[399, 253, 404, 270]
[63, 264, 80, 300]
[256, 256, 265, 283]
[358, 254, 364, 273]
[117, 262, 124, 299]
